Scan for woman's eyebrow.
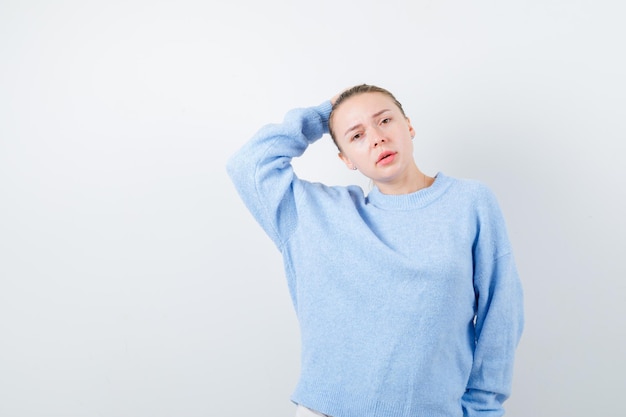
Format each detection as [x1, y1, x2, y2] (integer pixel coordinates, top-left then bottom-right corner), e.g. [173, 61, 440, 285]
[343, 109, 391, 137]
[371, 109, 391, 118]
[344, 123, 363, 137]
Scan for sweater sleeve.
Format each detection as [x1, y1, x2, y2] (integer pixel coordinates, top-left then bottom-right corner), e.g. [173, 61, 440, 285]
[226, 101, 332, 249]
[462, 188, 524, 417]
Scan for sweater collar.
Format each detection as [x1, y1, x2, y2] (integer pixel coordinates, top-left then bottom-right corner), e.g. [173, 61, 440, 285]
[366, 172, 452, 210]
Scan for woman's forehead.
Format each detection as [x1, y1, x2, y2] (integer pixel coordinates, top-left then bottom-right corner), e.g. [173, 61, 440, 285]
[334, 93, 399, 122]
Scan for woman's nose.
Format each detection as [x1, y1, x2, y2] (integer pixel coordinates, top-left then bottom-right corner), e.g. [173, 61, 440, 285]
[372, 137, 386, 147]
[371, 126, 387, 147]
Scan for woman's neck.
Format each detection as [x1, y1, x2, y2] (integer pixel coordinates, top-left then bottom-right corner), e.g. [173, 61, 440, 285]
[375, 166, 433, 195]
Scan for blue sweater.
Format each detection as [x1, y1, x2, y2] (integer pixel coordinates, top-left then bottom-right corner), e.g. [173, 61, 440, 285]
[226, 101, 524, 417]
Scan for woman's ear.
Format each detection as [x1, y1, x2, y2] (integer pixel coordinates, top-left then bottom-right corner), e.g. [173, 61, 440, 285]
[407, 117, 416, 139]
[338, 152, 356, 170]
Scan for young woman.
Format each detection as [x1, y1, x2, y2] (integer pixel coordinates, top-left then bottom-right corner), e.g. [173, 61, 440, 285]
[227, 84, 524, 417]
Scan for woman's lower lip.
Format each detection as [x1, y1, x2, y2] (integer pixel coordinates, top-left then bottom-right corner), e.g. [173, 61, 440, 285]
[377, 153, 396, 166]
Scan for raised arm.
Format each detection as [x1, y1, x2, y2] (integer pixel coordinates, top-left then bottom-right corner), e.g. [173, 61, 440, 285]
[226, 101, 332, 248]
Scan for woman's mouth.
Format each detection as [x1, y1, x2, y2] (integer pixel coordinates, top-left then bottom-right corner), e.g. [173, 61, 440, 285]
[377, 151, 397, 165]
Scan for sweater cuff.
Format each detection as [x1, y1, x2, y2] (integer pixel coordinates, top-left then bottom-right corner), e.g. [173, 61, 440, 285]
[313, 101, 333, 135]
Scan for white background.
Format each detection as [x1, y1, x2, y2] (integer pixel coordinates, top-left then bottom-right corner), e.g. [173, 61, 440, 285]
[1, 1, 625, 416]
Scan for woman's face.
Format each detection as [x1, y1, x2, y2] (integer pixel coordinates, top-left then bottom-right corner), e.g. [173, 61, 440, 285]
[332, 92, 416, 187]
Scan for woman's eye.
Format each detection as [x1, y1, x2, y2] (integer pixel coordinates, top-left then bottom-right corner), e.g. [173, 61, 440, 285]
[352, 133, 361, 141]
[381, 118, 391, 124]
